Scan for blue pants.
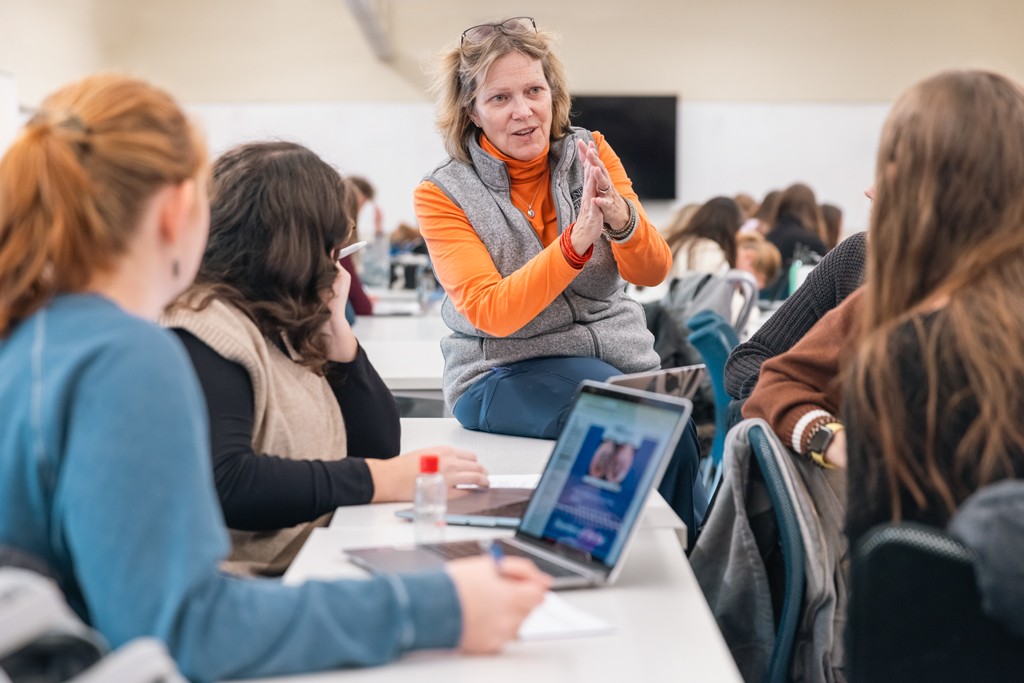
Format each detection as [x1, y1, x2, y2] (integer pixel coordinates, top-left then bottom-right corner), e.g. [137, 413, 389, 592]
[453, 356, 708, 546]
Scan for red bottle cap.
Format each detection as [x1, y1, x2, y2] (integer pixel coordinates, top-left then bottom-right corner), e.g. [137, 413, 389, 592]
[420, 454, 440, 473]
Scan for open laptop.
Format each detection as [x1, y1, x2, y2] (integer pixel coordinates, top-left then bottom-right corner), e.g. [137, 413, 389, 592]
[395, 486, 534, 528]
[392, 364, 706, 529]
[347, 381, 693, 589]
[606, 364, 705, 401]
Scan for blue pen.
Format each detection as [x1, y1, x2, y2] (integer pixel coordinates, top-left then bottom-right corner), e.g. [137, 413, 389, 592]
[487, 540, 505, 571]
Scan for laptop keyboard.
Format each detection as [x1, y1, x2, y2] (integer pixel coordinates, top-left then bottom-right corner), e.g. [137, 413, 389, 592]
[422, 540, 581, 578]
[481, 501, 529, 518]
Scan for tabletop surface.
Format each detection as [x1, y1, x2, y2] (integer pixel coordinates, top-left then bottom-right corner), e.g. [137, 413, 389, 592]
[227, 419, 741, 683]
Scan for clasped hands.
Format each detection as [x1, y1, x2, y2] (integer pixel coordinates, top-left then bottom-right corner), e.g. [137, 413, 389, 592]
[570, 139, 631, 256]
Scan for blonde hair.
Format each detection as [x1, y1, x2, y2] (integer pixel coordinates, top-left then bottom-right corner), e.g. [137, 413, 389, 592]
[737, 232, 782, 283]
[0, 74, 205, 335]
[849, 69, 1024, 520]
[430, 23, 573, 164]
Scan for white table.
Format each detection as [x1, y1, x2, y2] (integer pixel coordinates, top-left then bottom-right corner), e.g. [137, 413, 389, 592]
[262, 524, 741, 683]
[329, 419, 687, 535]
[353, 314, 449, 344]
[362, 287, 427, 317]
[355, 316, 449, 392]
[233, 419, 740, 682]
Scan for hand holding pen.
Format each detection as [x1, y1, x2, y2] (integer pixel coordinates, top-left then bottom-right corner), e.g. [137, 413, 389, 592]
[445, 550, 552, 653]
[488, 540, 507, 574]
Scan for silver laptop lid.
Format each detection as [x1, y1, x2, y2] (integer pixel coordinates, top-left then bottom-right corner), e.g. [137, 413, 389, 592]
[606, 364, 706, 400]
[512, 381, 692, 581]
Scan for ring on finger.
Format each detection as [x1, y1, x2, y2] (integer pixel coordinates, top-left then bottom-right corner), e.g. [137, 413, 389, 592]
[598, 186, 611, 194]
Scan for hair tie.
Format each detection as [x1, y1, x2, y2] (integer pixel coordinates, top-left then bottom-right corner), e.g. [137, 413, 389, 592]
[56, 113, 90, 135]
[27, 110, 91, 138]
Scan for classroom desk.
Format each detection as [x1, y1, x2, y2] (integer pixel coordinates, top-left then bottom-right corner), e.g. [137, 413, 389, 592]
[358, 340, 444, 391]
[353, 314, 449, 344]
[229, 418, 740, 682]
[355, 314, 448, 392]
[333, 418, 688, 535]
[257, 524, 741, 683]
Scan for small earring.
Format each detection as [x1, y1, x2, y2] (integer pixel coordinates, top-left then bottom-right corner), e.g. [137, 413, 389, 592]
[172, 259, 180, 278]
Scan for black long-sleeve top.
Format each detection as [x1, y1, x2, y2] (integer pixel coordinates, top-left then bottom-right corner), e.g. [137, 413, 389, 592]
[843, 314, 1024, 548]
[173, 329, 401, 531]
[725, 230, 867, 400]
[765, 215, 829, 267]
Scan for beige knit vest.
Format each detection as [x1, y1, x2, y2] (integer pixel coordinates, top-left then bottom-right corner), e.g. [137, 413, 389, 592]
[162, 295, 347, 576]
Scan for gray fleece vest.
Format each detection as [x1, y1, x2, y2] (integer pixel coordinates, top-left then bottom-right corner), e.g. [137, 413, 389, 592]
[427, 127, 660, 408]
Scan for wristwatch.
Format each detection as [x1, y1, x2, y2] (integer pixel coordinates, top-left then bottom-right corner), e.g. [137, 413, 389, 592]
[806, 422, 844, 469]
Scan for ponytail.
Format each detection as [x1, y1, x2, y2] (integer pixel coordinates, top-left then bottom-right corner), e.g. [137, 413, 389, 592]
[0, 74, 205, 335]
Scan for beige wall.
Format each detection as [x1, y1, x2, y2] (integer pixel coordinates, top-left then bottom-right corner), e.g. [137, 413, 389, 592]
[0, 70, 17, 150]
[3, 0, 1024, 106]
[0, 0, 105, 105]
[2, 0, 1021, 230]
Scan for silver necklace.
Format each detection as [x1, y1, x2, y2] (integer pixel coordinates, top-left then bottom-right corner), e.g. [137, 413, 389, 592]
[510, 183, 542, 219]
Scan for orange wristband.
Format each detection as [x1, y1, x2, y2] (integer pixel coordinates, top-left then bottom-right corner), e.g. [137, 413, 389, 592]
[560, 224, 593, 269]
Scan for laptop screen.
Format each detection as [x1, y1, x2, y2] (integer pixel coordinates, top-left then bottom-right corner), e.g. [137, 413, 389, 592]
[517, 383, 689, 569]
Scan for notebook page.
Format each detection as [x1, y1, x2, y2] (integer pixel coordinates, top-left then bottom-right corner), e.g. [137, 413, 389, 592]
[518, 592, 616, 641]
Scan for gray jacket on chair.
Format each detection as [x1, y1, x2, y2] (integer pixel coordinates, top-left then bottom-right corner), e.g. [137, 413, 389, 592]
[425, 128, 659, 409]
[690, 418, 849, 683]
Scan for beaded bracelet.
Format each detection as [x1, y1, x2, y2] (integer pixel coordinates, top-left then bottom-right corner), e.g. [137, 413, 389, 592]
[604, 197, 638, 242]
[560, 223, 593, 269]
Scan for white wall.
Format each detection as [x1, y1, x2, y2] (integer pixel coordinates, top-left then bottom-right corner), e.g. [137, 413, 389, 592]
[189, 99, 890, 232]
[0, 70, 17, 154]
[679, 102, 891, 232]
[0, 0, 105, 105]
[188, 101, 443, 232]
[2, 0, 1011, 232]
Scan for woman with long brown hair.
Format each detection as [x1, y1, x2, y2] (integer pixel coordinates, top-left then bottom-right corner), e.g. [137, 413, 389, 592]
[765, 182, 828, 267]
[844, 69, 1024, 546]
[665, 196, 743, 276]
[164, 141, 489, 576]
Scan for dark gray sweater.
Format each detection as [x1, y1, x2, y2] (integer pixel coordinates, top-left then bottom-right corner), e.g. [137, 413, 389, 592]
[725, 230, 867, 399]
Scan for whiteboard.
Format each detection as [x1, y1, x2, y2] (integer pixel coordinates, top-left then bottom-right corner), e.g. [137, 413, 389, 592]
[188, 102, 444, 232]
[185, 100, 893, 234]
[679, 101, 892, 232]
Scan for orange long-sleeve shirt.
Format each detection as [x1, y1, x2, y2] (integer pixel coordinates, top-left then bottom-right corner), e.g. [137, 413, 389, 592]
[414, 131, 671, 337]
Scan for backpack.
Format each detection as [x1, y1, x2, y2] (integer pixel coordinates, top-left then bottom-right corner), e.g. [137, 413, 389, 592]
[643, 272, 756, 425]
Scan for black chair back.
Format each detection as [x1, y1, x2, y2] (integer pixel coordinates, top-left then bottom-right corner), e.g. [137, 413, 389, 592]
[849, 523, 1024, 683]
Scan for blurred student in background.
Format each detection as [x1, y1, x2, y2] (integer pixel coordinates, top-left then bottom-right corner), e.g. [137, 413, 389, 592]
[665, 196, 743, 277]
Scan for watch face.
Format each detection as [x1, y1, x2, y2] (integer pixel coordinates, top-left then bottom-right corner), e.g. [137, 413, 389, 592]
[808, 425, 834, 453]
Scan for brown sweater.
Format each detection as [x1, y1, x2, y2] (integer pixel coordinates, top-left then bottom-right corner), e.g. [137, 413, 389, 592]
[743, 287, 863, 455]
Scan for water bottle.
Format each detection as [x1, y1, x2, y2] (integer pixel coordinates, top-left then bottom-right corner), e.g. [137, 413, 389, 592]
[413, 454, 446, 545]
[416, 264, 437, 312]
[362, 232, 391, 288]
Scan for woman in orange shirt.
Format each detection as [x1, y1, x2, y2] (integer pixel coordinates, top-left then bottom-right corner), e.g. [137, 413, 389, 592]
[415, 18, 706, 540]
[417, 18, 671, 436]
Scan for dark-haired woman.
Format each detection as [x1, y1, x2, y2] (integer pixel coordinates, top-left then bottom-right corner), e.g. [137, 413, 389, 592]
[765, 182, 828, 268]
[665, 196, 743, 277]
[164, 141, 488, 576]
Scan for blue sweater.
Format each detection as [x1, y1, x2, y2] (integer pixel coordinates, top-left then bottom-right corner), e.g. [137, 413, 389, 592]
[0, 294, 461, 682]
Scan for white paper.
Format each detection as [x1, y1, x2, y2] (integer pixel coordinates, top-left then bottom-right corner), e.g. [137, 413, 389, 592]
[518, 592, 616, 641]
[486, 474, 541, 489]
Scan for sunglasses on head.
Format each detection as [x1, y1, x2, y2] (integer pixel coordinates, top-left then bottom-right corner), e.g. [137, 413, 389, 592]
[461, 17, 537, 47]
